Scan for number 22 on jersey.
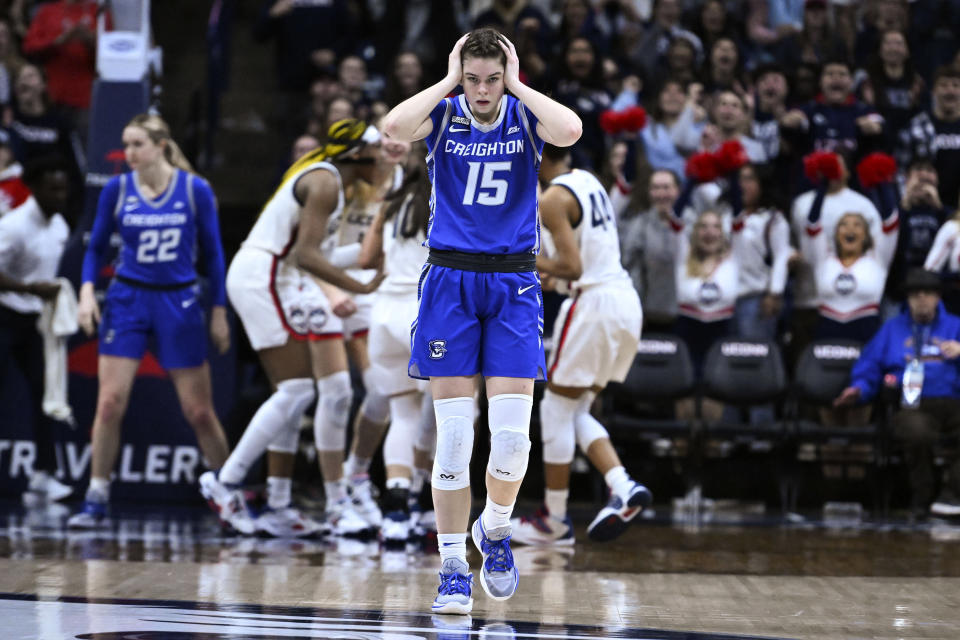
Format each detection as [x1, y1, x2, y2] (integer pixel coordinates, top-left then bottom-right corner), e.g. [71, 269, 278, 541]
[136, 228, 181, 263]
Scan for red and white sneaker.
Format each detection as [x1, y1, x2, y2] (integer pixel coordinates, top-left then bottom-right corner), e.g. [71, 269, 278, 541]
[199, 471, 256, 535]
[587, 482, 652, 542]
[510, 507, 574, 546]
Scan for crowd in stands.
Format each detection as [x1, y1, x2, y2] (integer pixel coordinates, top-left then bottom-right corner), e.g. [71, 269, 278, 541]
[253, 0, 960, 358]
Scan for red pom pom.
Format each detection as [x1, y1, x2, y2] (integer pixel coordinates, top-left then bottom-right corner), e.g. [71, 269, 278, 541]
[599, 110, 621, 135]
[622, 106, 647, 132]
[686, 152, 719, 182]
[599, 107, 647, 134]
[856, 152, 897, 190]
[803, 151, 842, 184]
[714, 140, 748, 174]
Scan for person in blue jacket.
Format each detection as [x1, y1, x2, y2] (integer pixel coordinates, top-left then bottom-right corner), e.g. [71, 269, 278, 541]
[835, 268, 960, 518]
[68, 113, 232, 528]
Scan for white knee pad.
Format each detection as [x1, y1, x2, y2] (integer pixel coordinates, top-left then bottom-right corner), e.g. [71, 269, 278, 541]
[432, 397, 475, 491]
[574, 394, 610, 453]
[360, 368, 391, 425]
[383, 392, 421, 468]
[266, 378, 316, 454]
[314, 370, 353, 452]
[540, 390, 578, 465]
[487, 394, 532, 482]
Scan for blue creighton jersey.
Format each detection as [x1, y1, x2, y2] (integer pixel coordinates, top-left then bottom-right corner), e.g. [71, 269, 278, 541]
[424, 94, 545, 254]
[82, 169, 227, 305]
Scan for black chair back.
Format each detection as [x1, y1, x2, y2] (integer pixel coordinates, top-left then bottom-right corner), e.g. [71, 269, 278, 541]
[794, 339, 862, 406]
[620, 333, 696, 400]
[702, 338, 787, 405]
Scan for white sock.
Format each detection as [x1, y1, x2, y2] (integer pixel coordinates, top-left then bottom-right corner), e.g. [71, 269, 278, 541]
[437, 533, 467, 565]
[386, 476, 411, 490]
[604, 465, 633, 497]
[344, 453, 371, 478]
[266, 476, 292, 510]
[481, 496, 514, 530]
[325, 480, 347, 503]
[545, 488, 569, 519]
[89, 477, 110, 501]
[411, 466, 429, 494]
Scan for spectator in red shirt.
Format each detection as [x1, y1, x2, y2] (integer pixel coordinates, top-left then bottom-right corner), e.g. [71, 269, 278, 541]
[22, 0, 99, 112]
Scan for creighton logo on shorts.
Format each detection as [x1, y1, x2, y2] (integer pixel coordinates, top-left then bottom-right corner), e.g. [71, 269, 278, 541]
[429, 339, 447, 359]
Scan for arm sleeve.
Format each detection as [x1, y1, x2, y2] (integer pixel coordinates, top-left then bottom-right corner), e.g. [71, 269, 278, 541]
[849, 325, 889, 402]
[193, 177, 228, 306]
[329, 242, 362, 269]
[873, 182, 900, 268]
[802, 185, 829, 266]
[768, 213, 791, 295]
[81, 179, 121, 284]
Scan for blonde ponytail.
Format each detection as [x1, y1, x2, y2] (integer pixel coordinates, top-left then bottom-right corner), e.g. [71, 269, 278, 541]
[163, 138, 194, 172]
[126, 112, 194, 173]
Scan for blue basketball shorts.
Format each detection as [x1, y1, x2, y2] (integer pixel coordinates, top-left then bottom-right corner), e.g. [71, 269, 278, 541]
[98, 279, 208, 369]
[409, 264, 546, 380]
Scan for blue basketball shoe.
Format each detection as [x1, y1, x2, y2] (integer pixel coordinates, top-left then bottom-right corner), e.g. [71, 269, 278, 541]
[66, 488, 108, 529]
[471, 518, 519, 600]
[587, 482, 653, 542]
[432, 557, 473, 614]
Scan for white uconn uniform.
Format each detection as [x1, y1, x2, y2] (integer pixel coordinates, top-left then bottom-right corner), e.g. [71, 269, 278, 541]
[324, 165, 404, 338]
[226, 160, 343, 350]
[547, 170, 643, 388]
[367, 193, 430, 396]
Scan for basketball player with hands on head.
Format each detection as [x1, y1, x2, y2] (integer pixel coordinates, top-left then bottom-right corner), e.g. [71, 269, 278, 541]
[383, 28, 581, 614]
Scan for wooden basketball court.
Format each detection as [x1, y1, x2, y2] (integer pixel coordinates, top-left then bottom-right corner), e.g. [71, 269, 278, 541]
[2, 500, 959, 639]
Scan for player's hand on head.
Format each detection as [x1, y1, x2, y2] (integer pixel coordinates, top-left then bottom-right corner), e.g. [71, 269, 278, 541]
[77, 284, 100, 337]
[210, 306, 230, 355]
[447, 34, 469, 86]
[497, 34, 521, 90]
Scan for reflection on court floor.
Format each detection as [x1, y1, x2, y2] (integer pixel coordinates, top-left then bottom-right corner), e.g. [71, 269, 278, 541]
[3, 593, 793, 640]
[3, 499, 960, 639]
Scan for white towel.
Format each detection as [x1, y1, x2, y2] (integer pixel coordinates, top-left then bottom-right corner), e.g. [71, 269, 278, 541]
[37, 277, 78, 426]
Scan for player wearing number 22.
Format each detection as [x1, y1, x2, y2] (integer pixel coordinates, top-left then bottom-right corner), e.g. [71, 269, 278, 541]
[67, 113, 232, 529]
[382, 28, 581, 614]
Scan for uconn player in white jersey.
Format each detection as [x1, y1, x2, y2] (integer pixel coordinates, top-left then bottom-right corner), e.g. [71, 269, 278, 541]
[383, 29, 581, 613]
[69, 114, 232, 529]
[318, 131, 409, 530]
[511, 145, 652, 546]
[358, 144, 438, 543]
[200, 120, 384, 536]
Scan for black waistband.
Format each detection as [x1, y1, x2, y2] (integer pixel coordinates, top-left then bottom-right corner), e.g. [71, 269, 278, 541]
[427, 249, 536, 273]
[116, 275, 196, 291]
